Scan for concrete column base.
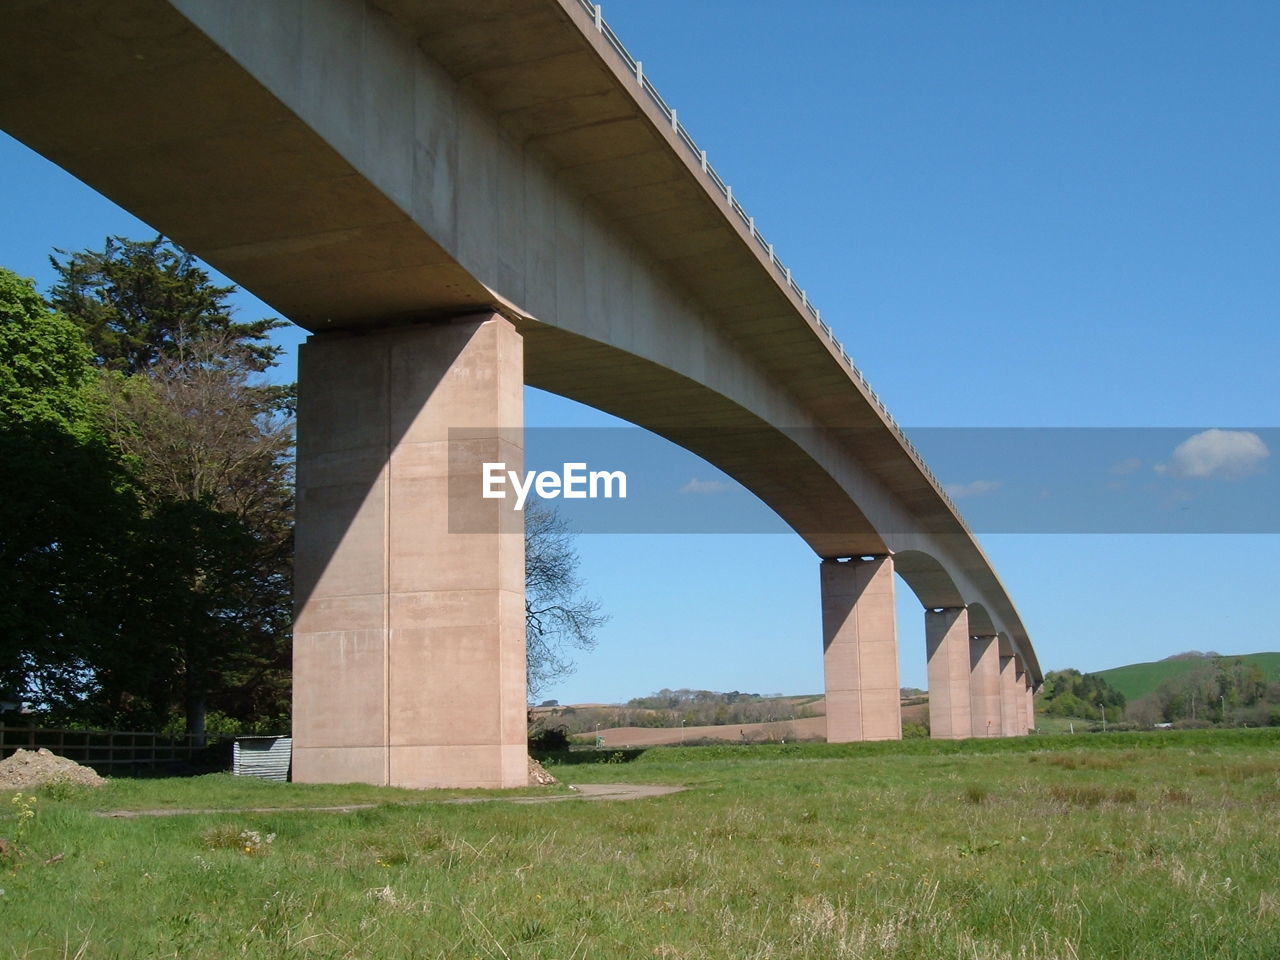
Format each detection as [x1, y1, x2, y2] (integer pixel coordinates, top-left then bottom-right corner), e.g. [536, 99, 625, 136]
[926, 607, 972, 739]
[968, 634, 1002, 738]
[292, 315, 527, 789]
[1025, 679, 1036, 733]
[822, 556, 901, 741]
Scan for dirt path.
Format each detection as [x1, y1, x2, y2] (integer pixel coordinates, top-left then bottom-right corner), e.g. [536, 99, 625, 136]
[94, 782, 685, 818]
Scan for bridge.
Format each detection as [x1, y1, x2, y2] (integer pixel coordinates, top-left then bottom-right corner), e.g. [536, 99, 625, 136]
[2, 0, 1041, 787]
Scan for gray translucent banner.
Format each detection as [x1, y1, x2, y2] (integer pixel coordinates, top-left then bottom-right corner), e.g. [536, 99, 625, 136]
[447, 427, 1278, 534]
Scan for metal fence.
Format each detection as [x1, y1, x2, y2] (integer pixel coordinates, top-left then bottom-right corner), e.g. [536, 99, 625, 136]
[0, 726, 230, 774]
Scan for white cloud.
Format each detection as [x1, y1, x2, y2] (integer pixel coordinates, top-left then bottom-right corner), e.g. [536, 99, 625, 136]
[943, 479, 1002, 499]
[1155, 429, 1269, 479]
[680, 477, 731, 495]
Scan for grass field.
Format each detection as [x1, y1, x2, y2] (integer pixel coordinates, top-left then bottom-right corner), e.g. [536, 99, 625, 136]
[1095, 652, 1280, 701]
[3, 729, 1280, 958]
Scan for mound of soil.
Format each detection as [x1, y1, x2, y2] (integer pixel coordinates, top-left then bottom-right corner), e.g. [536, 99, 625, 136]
[0, 748, 106, 790]
[528, 755, 558, 786]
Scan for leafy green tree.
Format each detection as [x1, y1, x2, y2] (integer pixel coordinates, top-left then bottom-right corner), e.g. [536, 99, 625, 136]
[1039, 668, 1125, 721]
[1140, 655, 1275, 726]
[0, 268, 138, 714]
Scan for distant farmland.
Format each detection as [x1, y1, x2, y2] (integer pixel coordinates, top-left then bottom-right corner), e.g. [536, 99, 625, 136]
[1095, 652, 1280, 701]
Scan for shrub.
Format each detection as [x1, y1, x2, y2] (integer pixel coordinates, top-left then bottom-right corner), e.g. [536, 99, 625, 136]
[528, 725, 571, 754]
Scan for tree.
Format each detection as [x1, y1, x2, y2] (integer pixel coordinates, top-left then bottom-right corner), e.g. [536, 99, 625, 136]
[524, 499, 607, 700]
[48, 236, 283, 376]
[0, 268, 138, 715]
[50, 238, 294, 739]
[1038, 668, 1125, 721]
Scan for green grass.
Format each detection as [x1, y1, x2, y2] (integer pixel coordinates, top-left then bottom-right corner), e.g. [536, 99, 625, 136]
[15, 771, 566, 814]
[1096, 651, 1280, 701]
[3, 729, 1280, 958]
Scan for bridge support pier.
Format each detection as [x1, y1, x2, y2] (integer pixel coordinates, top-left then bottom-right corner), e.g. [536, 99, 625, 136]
[1025, 676, 1036, 733]
[968, 634, 1002, 737]
[1013, 660, 1030, 734]
[822, 556, 901, 741]
[999, 655, 1021, 736]
[926, 607, 971, 739]
[292, 314, 528, 789]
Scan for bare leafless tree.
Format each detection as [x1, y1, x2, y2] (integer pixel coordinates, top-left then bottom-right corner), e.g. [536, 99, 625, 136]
[523, 499, 606, 700]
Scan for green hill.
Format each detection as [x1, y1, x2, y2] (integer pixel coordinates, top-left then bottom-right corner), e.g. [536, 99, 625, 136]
[1096, 653, 1280, 702]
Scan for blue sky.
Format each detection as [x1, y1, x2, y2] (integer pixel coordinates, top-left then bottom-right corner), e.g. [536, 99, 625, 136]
[2, 1, 1277, 702]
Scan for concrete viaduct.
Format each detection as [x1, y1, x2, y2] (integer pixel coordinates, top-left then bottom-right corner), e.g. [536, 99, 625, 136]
[2, 0, 1041, 787]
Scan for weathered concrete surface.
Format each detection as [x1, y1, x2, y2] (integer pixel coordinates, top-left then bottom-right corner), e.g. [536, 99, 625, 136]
[1025, 678, 1037, 733]
[293, 315, 527, 788]
[925, 607, 971, 739]
[968, 635, 1003, 738]
[822, 558, 901, 742]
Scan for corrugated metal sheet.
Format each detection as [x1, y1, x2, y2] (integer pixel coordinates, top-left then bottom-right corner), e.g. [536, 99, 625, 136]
[232, 736, 292, 781]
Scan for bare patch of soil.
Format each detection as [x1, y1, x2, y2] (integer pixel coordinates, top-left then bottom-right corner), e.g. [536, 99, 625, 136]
[0, 748, 106, 790]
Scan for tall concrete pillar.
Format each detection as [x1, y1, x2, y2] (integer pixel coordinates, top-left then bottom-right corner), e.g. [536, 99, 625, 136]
[968, 634, 1002, 737]
[1014, 660, 1029, 734]
[999, 655, 1020, 737]
[822, 556, 901, 741]
[926, 607, 971, 739]
[292, 315, 527, 789]
[1025, 678, 1036, 733]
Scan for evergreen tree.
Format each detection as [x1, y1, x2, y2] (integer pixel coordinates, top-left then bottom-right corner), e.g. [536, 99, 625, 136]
[48, 235, 283, 375]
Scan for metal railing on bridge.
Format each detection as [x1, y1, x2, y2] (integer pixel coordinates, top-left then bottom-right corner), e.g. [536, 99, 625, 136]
[576, 1, 963, 522]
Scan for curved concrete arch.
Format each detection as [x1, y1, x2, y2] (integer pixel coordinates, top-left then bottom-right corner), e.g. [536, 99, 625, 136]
[890, 550, 966, 610]
[0, 0, 1042, 784]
